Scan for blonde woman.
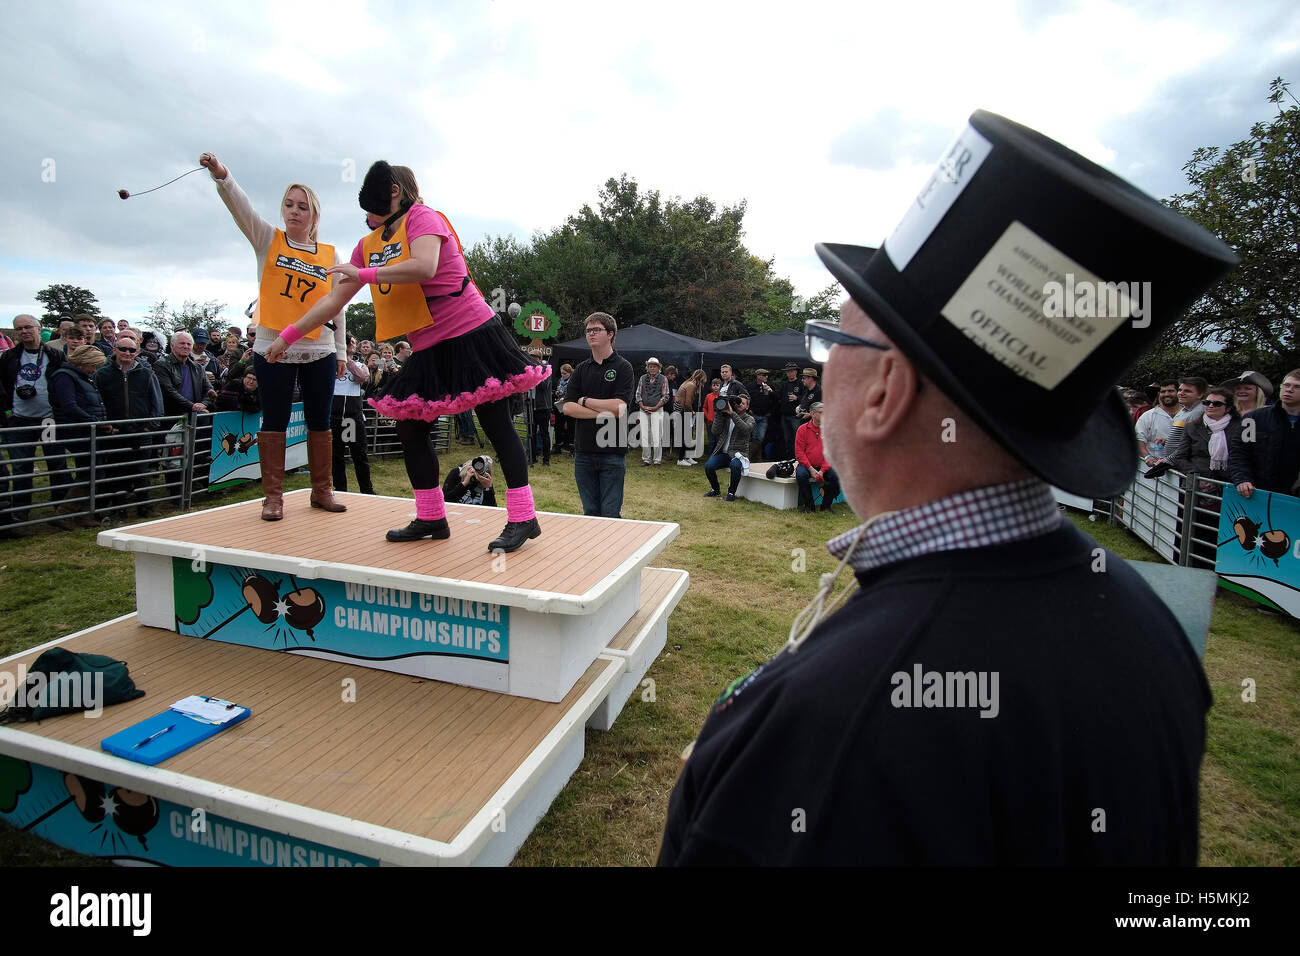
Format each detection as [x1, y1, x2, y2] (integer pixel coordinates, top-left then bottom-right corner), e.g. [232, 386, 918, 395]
[268, 161, 549, 553]
[200, 151, 348, 520]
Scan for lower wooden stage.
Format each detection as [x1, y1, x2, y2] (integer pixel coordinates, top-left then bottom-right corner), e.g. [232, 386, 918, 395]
[0, 490, 689, 866]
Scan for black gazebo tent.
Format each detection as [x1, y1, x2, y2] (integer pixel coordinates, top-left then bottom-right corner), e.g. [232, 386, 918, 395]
[550, 324, 716, 373]
[700, 327, 816, 373]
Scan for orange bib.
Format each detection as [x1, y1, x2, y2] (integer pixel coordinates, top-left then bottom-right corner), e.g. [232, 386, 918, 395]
[361, 215, 431, 341]
[257, 230, 335, 341]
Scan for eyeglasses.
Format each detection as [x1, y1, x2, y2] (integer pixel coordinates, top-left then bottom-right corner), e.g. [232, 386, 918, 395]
[1203, 400, 1228, 407]
[584, 328, 608, 336]
[116, 346, 139, 353]
[804, 320, 892, 363]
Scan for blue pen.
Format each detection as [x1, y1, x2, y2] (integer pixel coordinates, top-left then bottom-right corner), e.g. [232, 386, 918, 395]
[133, 724, 176, 749]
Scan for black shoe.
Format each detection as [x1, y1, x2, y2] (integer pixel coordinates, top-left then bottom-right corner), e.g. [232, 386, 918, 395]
[386, 518, 450, 542]
[797, 503, 814, 513]
[488, 517, 541, 553]
[725, 493, 736, 502]
[703, 489, 720, 498]
[820, 503, 836, 515]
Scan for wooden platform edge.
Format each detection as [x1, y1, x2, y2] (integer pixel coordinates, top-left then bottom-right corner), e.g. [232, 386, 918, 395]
[98, 495, 681, 617]
[0, 646, 626, 867]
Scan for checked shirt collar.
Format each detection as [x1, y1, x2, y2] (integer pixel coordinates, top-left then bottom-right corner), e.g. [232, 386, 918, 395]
[827, 477, 1064, 574]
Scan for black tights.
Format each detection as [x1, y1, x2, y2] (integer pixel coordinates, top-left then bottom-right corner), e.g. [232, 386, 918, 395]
[396, 398, 529, 490]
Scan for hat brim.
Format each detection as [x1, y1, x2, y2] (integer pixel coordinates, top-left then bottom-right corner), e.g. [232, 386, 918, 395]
[817, 242, 1135, 499]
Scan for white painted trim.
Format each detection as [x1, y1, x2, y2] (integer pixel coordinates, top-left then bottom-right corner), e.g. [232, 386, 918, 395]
[0, 612, 140, 668]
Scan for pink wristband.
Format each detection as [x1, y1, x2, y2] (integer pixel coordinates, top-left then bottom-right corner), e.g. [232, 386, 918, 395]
[358, 267, 379, 285]
[280, 325, 304, 346]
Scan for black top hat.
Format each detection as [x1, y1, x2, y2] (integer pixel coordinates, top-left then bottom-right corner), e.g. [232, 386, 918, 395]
[817, 110, 1237, 498]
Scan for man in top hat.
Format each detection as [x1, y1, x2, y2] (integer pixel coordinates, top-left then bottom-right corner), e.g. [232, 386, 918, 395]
[659, 110, 1236, 866]
[775, 361, 803, 459]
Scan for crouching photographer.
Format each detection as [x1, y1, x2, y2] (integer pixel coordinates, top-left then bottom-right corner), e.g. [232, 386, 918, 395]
[442, 455, 497, 507]
[703, 392, 754, 502]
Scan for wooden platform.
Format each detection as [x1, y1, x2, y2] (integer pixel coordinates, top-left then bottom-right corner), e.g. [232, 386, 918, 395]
[100, 490, 676, 613]
[98, 491, 681, 701]
[0, 569, 688, 866]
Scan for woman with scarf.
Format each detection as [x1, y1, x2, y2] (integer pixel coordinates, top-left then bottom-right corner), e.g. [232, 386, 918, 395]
[267, 161, 549, 553]
[1166, 383, 1239, 479]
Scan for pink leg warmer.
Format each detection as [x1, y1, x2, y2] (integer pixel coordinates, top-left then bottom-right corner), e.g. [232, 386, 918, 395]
[505, 485, 536, 523]
[414, 487, 446, 521]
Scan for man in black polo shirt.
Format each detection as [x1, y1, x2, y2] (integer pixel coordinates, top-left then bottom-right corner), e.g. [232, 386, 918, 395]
[558, 312, 634, 518]
[660, 110, 1236, 866]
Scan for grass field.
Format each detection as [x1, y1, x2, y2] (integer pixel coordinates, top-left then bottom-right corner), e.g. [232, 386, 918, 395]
[1, 451, 1296, 866]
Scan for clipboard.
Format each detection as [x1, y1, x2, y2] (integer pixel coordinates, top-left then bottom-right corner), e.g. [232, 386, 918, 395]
[101, 696, 250, 766]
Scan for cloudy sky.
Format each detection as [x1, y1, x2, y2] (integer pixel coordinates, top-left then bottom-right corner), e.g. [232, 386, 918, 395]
[1, 0, 1295, 330]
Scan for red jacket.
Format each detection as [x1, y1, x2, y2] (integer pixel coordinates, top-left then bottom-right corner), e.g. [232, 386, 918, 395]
[795, 420, 830, 473]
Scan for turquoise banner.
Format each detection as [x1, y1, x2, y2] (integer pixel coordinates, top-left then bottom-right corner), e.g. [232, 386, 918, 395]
[1215, 486, 1300, 617]
[0, 756, 375, 866]
[173, 558, 510, 663]
[208, 401, 307, 485]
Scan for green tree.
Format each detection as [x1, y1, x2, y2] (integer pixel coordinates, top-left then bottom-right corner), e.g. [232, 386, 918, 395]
[466, 173, 832, 342]
[1158, 77, 1299, 368]
[33, 284, 101, 325]
[345, 302, 376, 343]
[143, 299, 227, 335]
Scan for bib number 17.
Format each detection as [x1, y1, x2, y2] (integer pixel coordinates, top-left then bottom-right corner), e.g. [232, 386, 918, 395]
[281, 273, 318, 303]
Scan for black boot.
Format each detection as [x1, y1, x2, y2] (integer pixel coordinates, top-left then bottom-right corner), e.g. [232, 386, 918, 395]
[488, 517, 541, 553]
[386, 518, 450, 542]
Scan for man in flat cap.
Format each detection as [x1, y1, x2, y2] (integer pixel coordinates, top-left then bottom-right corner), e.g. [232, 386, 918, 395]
[660, 111, 1237, 865]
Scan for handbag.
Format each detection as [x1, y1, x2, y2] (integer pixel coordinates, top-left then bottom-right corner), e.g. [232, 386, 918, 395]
[766, 459, 796, 479]
[0, 648, 145, 723]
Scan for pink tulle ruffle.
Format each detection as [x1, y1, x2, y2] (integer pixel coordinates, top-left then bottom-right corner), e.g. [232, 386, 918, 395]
[368, 364, 553, 421]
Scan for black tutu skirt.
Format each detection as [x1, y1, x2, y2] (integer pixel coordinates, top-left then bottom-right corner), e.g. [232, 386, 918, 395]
[368, 317, 551, 421]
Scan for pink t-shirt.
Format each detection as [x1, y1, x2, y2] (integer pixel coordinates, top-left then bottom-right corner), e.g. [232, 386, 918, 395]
[351, 204, 494, 350]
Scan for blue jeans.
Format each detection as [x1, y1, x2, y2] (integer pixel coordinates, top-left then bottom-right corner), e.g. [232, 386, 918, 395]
[751, 416, 768, 455]
[253, 351, 336, 431]
[574, 452, 626, 518]
[796, 464, 841, 507]
[705, 452, 743, 494]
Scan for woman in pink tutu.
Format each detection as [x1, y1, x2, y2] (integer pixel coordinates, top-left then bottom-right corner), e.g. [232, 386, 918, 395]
[268, 161, 550, 552]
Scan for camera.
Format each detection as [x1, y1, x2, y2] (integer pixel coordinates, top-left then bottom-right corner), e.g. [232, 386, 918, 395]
[15, 384, 36, 400]
[472, 456, 488, 476]
[713, 396, 728, 413]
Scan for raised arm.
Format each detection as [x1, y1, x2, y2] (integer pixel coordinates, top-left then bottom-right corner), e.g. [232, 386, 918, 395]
[199, 152, 276, 252]
[327, 234, 442, 286]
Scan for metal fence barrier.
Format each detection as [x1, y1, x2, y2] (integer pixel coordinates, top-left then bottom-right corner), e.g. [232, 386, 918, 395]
[0, 410, 461, 533]
[1077, 462, 1229, 572]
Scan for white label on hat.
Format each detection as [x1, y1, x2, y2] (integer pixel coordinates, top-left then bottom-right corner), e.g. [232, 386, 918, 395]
[884, 124, 993, 272]
[940, 221, 1130, 390]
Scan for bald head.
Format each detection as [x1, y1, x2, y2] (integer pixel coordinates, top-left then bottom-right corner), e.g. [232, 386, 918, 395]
[822, 298, 1030, 519]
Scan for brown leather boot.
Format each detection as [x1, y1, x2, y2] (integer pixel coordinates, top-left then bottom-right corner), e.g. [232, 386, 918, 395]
[308, 429, 346, 512]
[259, 430, 286, 521]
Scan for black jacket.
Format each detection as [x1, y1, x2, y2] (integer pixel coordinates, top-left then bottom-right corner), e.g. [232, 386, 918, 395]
[154, 353, 215, 417]
[1228, 401, 1300, 493]
[94, 360, 164, 431]
[49, 366, 106, 424]
[775, 376, 803, 417]
[660, 524, 1208, 865]
[0, 342, 65, 415]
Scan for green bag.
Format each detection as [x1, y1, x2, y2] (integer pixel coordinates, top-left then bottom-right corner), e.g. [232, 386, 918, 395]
[0, 648, 145, 723]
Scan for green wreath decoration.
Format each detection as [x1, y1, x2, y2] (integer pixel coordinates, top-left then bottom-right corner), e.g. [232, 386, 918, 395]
[513, 300, 561, 340]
